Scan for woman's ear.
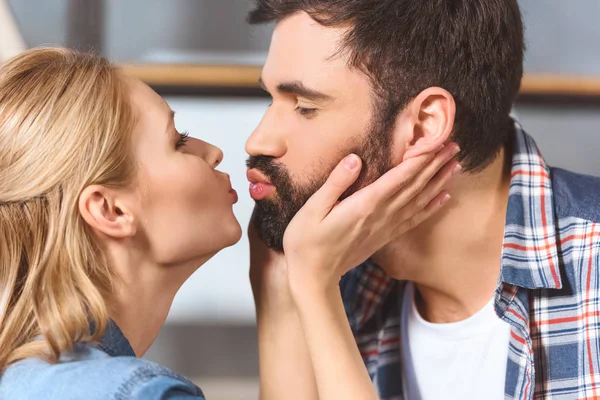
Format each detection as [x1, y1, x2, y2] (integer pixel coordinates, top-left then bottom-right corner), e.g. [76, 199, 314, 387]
[79, 185, 137, 239]
[402, 87, 456, 161]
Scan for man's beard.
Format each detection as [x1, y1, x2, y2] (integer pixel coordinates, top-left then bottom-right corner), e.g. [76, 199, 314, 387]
[247, 119, 394, 253]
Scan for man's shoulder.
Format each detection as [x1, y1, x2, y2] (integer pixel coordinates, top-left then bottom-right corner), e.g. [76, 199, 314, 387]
[549, 167, 600, 299]
[0, 345, 204, 400]
[551, 167, 600, 224]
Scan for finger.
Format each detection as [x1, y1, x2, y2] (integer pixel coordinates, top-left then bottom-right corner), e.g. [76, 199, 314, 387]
[362, 143, 460, 205]
[390, 159, 461, 214]
[395, 143, 460, 195]
[395, 190, 452, 234]
[382, 144, 460, 205]
[389, 144, 460, 199]
[301, 154, 363, 219]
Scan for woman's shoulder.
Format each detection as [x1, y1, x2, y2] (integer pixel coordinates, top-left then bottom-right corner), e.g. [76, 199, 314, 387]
[0, 344, 205, 400]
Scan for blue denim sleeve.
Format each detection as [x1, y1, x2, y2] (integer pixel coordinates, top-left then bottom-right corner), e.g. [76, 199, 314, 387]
[0, 355, 206, 400]
[116, 362, 205, 400]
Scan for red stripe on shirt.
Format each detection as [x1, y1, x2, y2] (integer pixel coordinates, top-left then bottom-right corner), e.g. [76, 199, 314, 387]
[511, 330, 526, 345]
[585, 223, 598, 398]
[503, 232, 600, 252]
[507, 307, 527, 323]
[537, 154, 561, 288]
[511, 170, 551, 179]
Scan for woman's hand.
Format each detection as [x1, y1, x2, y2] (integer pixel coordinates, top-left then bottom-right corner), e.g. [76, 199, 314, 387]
[283, 143, 461, 292]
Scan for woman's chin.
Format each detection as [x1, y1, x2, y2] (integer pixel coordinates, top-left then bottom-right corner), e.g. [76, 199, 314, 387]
[213, 220, 244, 251]
[178, 222, 243, 267]
[226, 221, 244, 247]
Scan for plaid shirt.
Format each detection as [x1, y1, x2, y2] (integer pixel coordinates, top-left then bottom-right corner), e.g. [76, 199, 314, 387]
[340, 123, 600, 400]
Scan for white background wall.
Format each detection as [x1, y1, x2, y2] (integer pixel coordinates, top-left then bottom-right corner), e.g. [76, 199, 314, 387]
[164, 97, 270, 323]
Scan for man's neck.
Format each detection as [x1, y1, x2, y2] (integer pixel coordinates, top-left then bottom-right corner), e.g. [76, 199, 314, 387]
[374, 146, 512, 323]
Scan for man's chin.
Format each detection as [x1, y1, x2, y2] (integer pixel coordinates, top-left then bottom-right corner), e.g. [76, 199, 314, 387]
[252, 204, 287, 253]
[255, 223, 285, 253]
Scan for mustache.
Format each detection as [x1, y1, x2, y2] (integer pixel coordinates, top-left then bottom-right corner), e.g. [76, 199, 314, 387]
[246, 155, 289, 185]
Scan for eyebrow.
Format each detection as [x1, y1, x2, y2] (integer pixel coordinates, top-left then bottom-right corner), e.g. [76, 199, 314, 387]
[259, 77, 333, 102]
[165, 109, 175, 133]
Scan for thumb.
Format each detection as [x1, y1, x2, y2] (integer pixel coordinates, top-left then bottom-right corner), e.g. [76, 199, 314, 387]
[302, 154, 362, 218]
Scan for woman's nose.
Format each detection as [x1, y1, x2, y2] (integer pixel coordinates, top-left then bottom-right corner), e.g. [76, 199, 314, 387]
[210, 146, 224, 169]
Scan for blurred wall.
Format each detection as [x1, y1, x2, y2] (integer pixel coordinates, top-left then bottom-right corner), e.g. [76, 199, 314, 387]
[10, 0, 600, 71]
[519, 0, 600, 75]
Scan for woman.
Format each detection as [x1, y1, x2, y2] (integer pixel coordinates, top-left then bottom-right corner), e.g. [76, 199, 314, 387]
[0, 48, 458, 399]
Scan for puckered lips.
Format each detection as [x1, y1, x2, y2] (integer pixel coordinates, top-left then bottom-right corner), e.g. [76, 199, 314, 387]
[246, 169, 275, 201]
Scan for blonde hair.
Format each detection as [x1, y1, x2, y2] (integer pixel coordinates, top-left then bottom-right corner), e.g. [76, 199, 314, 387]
[0, 47, 136, 370]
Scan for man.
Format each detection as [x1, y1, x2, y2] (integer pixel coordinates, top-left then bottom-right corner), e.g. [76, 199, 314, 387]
[245, 1, 600, 399]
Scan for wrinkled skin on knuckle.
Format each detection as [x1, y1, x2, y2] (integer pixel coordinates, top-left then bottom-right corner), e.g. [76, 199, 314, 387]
[405, 215, 420, 231]
[414, 194, 430, 212]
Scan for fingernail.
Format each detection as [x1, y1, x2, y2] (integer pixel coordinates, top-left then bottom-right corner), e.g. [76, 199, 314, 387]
[452, 145, 461, 156]
[441, 193, 451, 205]
[344, 154, 359, 170]
[452, 163, 463, 176]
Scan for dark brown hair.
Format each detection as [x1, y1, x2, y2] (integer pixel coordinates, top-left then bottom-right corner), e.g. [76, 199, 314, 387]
[249, 0, 525, 171]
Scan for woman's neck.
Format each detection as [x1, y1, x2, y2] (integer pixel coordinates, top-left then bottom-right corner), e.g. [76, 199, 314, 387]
[109, 276, 175, 357]
[104, 244, 211, 357]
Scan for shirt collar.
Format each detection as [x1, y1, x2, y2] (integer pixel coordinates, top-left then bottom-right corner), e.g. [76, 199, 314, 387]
[96, 319, 136, 357]
[499, 122, 562, 290]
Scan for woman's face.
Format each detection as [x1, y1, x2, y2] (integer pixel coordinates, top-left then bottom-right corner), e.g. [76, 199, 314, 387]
[126, 77, 242, 266]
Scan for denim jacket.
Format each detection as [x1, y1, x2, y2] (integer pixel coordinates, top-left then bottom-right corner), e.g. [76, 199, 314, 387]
[0, 321, 205, 400]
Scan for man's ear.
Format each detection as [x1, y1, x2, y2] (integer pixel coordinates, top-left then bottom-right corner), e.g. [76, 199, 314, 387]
[79, 185, 137, 239]
[400, 87, 456, 161]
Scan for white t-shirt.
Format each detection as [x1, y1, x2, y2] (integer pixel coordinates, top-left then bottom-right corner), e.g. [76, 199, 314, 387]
[400, 282, 511, 400]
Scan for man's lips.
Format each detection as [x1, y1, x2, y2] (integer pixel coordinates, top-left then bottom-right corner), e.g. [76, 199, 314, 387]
[247, 169, 275, 200]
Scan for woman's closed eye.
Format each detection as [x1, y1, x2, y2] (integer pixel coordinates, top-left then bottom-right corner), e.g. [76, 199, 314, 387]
[176, 131, 190, 149]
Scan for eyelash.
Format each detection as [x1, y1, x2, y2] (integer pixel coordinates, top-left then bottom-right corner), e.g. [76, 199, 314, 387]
[176, 131, 189, 149]
[265, 101, 317, 118]
[295, 106, 317, 118]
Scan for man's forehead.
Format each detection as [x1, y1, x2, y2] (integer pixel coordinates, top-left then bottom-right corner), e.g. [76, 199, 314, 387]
[262, 17, 349, 89]
[270, 12, 347, 65]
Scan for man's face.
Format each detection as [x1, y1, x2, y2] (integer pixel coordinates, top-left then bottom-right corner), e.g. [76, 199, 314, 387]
[246, 12, 398, 251]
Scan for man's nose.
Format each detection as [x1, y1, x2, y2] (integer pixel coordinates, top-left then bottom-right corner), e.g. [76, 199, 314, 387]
[245, 108, 287, 159]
